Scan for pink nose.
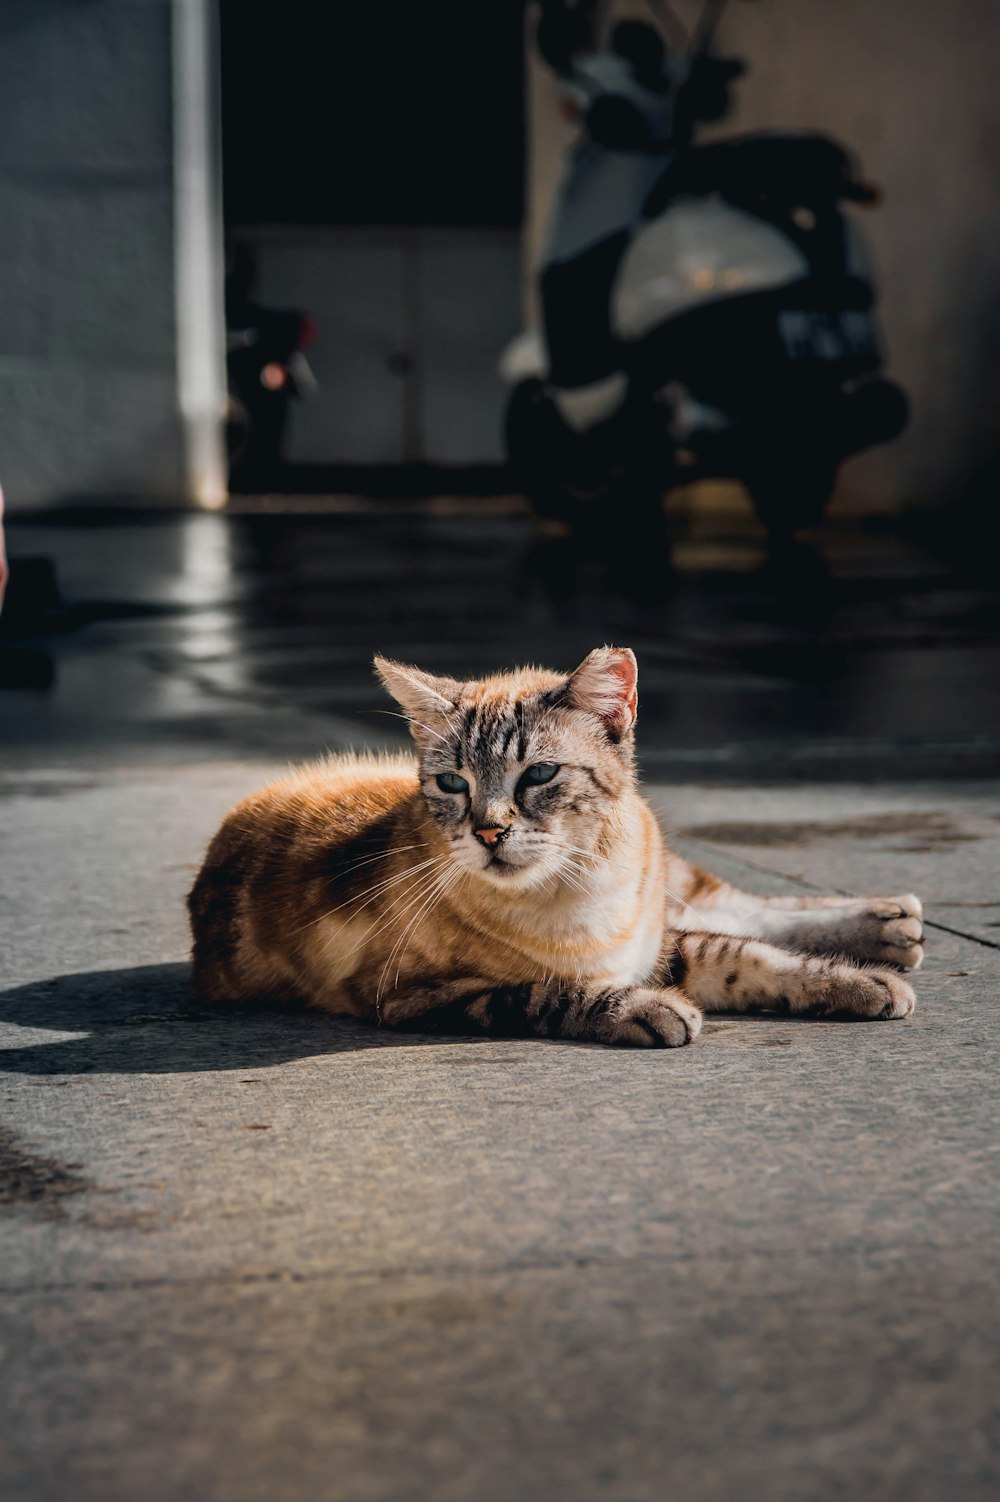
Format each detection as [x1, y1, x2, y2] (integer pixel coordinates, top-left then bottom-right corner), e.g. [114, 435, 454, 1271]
[474, 825, 508, 849]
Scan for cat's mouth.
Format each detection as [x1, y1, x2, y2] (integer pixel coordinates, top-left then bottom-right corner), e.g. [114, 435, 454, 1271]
[463, 842, 546, 885]
[485, 851, 518, 875]
[478, 847, 539, 883]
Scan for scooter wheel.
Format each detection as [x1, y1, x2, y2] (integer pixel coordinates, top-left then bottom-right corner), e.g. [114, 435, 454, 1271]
[504, 380, 614, 525]
[744, 462, 838, 538]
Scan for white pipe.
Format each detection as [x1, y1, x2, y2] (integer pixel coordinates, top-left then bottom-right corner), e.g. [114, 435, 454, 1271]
[172, 0, 228, 509]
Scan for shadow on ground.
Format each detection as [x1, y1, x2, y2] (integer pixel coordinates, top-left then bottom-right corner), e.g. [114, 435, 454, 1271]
[0, 963, 916, 1079]
[0, 964, 469, 1075]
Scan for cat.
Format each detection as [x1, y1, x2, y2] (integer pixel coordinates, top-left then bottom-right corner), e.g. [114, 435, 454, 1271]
[187, 647, 923, 1046]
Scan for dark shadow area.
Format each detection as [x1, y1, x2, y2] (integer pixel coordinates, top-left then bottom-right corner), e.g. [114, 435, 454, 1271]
[0, 965, 471, 1078]
[0, 964, 923, 1080]
[239, 464, 516, 499]
[221, 1, 523, 229]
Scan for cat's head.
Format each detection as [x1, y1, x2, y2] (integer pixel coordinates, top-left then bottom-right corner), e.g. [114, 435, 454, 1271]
[374, 647, 638, 890]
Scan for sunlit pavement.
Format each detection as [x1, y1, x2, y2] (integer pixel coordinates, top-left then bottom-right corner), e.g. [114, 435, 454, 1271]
[1, 501, 998, 1501]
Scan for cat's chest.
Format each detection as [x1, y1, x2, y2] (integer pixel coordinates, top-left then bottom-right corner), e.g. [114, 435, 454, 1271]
[572, 889, 664, 985]
[473, 878, 663, 987]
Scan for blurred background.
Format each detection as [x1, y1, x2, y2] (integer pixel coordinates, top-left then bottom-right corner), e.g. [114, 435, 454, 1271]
[1, 0, 999, 778]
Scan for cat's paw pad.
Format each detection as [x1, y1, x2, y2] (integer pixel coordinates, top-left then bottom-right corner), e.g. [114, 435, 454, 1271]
[866, 967, 917, 1019]
[814, 966, 916, 1021]
[819, 894, 923, 970]
[611, 989, 702, 1048]
[867, 894, 924, 970]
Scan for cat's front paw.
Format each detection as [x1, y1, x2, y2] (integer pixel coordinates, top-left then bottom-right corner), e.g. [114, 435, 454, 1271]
[607, 987, 702, 1048]
[812, 965, 916, 1021]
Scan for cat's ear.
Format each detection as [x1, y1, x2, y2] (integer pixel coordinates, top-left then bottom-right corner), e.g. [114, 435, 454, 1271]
[565, 646, 638, 739]
[373, 656, 462, 738]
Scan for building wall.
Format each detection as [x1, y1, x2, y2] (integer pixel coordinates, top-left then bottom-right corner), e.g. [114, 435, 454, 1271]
[0, 0, 206, 511]
[0, 1, 517, 503]
[6, 1, 995, 510]
[527, 0, 1000, 511]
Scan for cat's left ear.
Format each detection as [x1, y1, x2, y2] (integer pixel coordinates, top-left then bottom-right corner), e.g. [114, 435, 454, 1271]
[565, 646, 638, 739]
[373, 656, 462, 738]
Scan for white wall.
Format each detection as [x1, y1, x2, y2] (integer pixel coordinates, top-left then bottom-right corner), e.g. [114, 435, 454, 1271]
[0, 0, 224, 511]
[527, 0, 1000, 511]
[245, 228, 522, 466]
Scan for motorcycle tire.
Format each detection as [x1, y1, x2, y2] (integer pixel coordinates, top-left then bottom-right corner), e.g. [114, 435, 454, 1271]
[225, 391, 252, 466]
[504, 379, 616, 525]
[743, 460, 838, 540]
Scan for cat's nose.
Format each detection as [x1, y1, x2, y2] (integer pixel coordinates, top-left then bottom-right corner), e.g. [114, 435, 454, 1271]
[473, 825, 509, 849]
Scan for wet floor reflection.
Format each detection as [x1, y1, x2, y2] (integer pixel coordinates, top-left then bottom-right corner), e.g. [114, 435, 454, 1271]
[2, 503, 999, 779]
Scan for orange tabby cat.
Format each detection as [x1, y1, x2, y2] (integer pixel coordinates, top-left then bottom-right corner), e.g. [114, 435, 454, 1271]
[188, 648, 922, 1045]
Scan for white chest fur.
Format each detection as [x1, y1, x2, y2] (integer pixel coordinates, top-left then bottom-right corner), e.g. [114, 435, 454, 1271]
[501, 799, 665, 988]
[574, 851, 665, 987]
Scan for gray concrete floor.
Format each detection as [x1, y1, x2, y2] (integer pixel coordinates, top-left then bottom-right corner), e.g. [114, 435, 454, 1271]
[1, 504, 998, 1500]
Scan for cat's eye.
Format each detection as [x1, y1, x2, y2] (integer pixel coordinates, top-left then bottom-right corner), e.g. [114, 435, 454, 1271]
[520, 763, 560, 787]
[435, 772, 470, 795]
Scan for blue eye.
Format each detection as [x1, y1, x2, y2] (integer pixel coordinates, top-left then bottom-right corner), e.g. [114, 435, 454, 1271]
[436, 772, 469, 794]
[521, 763, 560, 787]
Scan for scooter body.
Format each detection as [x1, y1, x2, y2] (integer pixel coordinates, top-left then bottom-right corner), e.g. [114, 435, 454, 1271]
[505, 24, 908, 543]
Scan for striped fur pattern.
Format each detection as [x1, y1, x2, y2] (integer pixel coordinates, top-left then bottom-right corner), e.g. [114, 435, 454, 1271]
[188, 648, 921, 1046]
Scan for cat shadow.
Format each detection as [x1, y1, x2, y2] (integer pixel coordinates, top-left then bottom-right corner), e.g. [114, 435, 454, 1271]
[0, 963, 473, 1077]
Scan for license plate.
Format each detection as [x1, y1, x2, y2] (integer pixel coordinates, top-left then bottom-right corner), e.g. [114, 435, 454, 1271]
[777, 309, 878, 363]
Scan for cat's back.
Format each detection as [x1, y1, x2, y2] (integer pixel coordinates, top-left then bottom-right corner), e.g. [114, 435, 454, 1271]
[188, 752, 420, 1000]
[208, 751, 419, 854]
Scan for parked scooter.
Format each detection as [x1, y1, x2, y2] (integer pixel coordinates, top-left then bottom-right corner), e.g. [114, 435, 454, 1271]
[503, 0, 908, 556]
[225, 246, 317, 491]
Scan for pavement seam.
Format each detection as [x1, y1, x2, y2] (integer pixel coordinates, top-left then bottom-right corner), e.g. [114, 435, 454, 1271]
[0, 1240, 969, 1301]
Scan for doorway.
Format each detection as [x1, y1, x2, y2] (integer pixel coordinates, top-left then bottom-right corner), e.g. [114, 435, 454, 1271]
[219, 1, 526, 483]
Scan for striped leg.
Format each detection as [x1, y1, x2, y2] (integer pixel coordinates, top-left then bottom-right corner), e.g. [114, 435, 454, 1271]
[664, 862, 924, 969]
[380, 977, 702, 1047]
[663, 931, 916, 1020]
[730, 897, 923, 970]
[670, 899, 924, 970]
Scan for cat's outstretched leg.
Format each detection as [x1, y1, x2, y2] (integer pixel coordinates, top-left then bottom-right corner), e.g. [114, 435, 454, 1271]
[670, 896, 924, 971]
[727, 896, 924, 970]
[662, 931, 916, 1019]
[662, 861, 924, 970]
[378, 977, 703, 1048]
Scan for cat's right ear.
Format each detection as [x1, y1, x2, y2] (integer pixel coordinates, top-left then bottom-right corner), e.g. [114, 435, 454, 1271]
[373, 657, 462, 742]
[565, 646, 638, 740]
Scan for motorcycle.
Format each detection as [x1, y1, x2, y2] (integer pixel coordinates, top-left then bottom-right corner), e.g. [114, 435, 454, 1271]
[503, 0, 908, 556]
[225, 246, 318, 492]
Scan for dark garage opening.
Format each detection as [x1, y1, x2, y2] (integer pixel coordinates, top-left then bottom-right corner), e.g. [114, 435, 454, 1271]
[219, 0, 526, 489]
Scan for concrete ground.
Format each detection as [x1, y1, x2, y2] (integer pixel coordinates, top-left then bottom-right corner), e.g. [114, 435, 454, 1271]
[1, 503, 998, 1500]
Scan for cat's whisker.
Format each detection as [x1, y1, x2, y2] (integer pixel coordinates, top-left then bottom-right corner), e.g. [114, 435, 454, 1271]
[550, 841, 601, 861]
[558, 868, 591, 900]
[334, 840, 429, 876]
[332, 859, 453, 968]
[368, 709, 454, 748]
[387, 868, 466, 997]
[378, 863, 464, 1002]
[290, 846, 433, 934]
[527, 694, 563, 741]
[536, 843, 601, 898]
[542, 838, 603, 868]
[305, 857, 443, 940]
[661, 883, 708, 921]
